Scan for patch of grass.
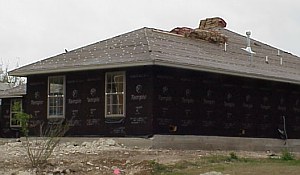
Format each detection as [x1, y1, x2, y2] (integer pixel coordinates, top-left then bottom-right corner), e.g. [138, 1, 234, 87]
[150, 154, 300, 175]
[204, 155, 229, 163]
[203, 153, 249, 164]
[149, 160, 171, 174]
[174, 160, 199, 169]
[229, 152, 238, 160]
[281, 149, 295, 161]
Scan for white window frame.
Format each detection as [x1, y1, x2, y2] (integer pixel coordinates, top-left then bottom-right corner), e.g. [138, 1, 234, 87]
[105, 71, 126, 118]
[47, 75, 65, 119]
[10, 98, 22, 127]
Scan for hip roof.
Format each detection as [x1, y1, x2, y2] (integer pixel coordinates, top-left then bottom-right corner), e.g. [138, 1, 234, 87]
[9, 27, 300, 85]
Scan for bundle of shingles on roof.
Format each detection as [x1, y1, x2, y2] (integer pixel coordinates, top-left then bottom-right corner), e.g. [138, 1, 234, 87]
[170, 17, 228, 44]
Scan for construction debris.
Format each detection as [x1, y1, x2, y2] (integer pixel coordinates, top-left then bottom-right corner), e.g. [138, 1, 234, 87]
[188, 28, 228, 44]
[169, 27, 193, 36]
[170, 17, 228, 44]
[199, 17, 227, 30]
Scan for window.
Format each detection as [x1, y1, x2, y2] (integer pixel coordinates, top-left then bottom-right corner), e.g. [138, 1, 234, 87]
[48, 76, 65, 118]
[10, 99, 22, 127]
[105, 72, 125, 118]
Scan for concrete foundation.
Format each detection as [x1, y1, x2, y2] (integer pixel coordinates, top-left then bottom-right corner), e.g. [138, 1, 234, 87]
[150, 135, 300, 152]
[2, 135, 300, 152]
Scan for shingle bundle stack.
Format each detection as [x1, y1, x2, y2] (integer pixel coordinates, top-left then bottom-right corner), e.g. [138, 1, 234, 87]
[170, 17, 228, 44]
[188, 17, 228, 44]
[188, 28, 228, 44]
[169, 27, 193, 36]
[199, 17, 227, 30]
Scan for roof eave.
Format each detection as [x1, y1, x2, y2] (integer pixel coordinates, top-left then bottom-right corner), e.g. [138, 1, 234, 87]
[9, 61, 154, 76]
[9, 60, 300, 85]
[0, 95, 25, 98]
[153, 60, 300, 85]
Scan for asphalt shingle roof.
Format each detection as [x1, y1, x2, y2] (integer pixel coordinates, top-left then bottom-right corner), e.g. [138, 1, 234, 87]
[0, 82, 11, 91]
[0, 84, 26, 98]
[9, 27, 300, 85]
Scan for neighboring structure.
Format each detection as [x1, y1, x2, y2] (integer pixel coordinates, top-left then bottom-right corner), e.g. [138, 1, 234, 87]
[0, 82, 11, 91]
[0, 84, 26, 137]
[6, 17, 300, 138]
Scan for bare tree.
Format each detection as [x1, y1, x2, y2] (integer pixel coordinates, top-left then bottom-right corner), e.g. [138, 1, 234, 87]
[0, 59, 26, 87]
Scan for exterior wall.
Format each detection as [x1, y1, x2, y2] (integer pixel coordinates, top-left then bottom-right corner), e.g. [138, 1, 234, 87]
[19, 65, 300, 138]
[26, 67, 154, 136]
[26, 75, 47, 136]
[0, 98, 24, 137]
[153, 66, 300, 139]
[126, 67, 154, 136]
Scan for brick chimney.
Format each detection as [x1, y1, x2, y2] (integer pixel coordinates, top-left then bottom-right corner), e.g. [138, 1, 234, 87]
[199, 17, 227, 30]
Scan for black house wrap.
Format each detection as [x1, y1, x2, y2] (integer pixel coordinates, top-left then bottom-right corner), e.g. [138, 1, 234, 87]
[16, 66, 298, 138]
[5, 18, 300, 138]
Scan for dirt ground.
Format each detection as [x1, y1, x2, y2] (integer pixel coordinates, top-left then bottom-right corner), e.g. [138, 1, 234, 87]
[0, 138, 290, 175]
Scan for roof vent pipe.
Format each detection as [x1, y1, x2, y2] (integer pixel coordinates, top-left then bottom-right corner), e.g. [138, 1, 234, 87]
[246, 31, 251, 47]
[265, 56, 269, 64]
[224, 42, 228, 52]
[241, 31, 255, 64]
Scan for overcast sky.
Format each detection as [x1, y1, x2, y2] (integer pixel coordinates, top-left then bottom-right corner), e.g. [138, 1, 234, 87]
[0, 0, 299, 70]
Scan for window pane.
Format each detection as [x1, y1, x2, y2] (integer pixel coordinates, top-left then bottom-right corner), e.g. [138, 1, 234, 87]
[106, 105, 111, 115]
[11, 100, 22, 112]
[49, 97, 55, 106]
[11, 113, 20, 126]
[117, 94, 124, 105]
[112, 105, 118, 114]
[117, 105, 123, 114]
[106, 105, 119, 115]
[114, 75, 124, 83]
[49, 97, 63, 107]
[49, 106, 63, 116]
[49, 76, 64, 95]
[105, 72, 125, 117]
[10, 99, 22, 127]
[107, 74, 112, 83]
[107, 94, 112, 104]
[106, 83, 112, 93]
[107, 94, 124, 105]
[112, 95, 119, 104]
[111, 83, 117, 93]
[57, 107, 63, 115]
[48, 76, 65, 118]
[56, 97, 63, 107]
[50, 84, 63, 95]
[115, 83, 123, 93]
[107, 104, 123, 115]
[49, 107, 56, 116]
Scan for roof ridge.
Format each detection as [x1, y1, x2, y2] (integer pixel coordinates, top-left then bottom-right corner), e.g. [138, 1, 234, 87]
[143, 28, 155, 63]
[143, 28, 151, 52]
[222, 28, 300, 58]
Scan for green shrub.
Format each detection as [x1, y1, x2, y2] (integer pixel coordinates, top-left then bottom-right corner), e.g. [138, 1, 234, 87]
[281, 149, 295, 161]
[13, 102, 69, 168]
[228, 152, 238, 161]
[230, 152, 238, 160]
